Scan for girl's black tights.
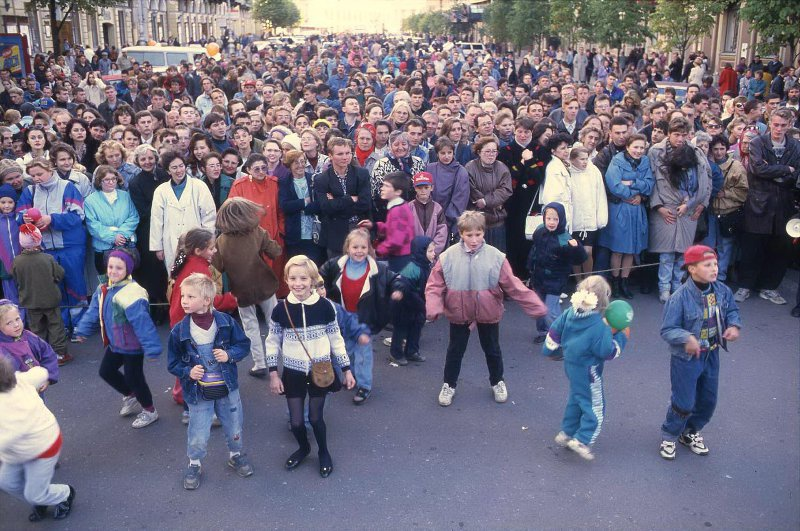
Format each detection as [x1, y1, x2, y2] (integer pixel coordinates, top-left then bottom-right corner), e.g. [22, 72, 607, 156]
[287, 395, 330, 465]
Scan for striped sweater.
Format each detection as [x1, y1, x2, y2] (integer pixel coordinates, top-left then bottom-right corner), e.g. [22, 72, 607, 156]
[265, 292, 350, 374]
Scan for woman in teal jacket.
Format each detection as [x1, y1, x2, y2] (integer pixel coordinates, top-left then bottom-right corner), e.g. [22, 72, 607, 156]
[84, 165, 139, 275]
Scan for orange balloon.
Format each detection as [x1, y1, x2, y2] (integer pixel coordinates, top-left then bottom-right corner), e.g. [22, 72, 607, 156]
[206, 42, 220, 56]
[147, 40, 157, 46]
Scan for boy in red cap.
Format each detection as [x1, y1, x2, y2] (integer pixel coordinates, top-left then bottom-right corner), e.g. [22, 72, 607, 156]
[658, 245, 742, 461]
[408, 171, 448, 255]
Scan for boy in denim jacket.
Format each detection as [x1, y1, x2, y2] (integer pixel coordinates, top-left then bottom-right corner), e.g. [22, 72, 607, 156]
[659, 245, 741, 461]
[167, 273, 252, 490]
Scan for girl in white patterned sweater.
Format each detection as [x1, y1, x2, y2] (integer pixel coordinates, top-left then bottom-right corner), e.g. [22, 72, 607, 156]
[266, 255, 355, 478]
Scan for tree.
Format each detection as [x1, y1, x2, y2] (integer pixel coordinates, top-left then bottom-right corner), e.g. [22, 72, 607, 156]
[30, 0, 120, 56]
[651, 0, 727, 65]
[550, 0, 590, 49]
[253, 0, 301, 32]
[740, 0, 800, 63]
[508, 0, 550, 52]
[482, 0, 514, 46]
[579, 0, 654, 62]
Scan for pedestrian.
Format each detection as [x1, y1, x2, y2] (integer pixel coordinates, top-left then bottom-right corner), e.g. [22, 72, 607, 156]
[0, 185, 23, 314]
[11, 224, 70, 366]
[357, 172, 415, 271]
[0, 357, 76, 521]
[528, 202, 588, 344]
[406, 172, 448, 255]
[0, 300, 58, 389]
[73, 249, 162, 429]
[167, 272, 254, 490]
[567, 147, 608, 280]
[658, 245, 741, 461]
[426, 211, 547, 407]
[542, 275, 629, 460]
[266, 255, 356, 478]
[211, 197, 282, 378]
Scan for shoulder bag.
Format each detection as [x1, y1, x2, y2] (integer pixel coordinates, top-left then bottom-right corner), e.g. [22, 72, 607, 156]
[524, 188, 544, 241]
[282, 300, 335, 387]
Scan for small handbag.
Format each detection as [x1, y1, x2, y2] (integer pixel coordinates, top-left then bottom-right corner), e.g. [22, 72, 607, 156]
[283, 300, 335, 388]
[311, 216, 322, 244]
[717, 208, 744, 237]
[524, 188, 544, 240]
[197, 369, 229, 401]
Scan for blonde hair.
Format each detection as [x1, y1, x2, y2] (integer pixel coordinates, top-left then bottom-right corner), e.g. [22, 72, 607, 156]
[576, 275, 611, 313]
[25, 159, 54, 174]
[95, 139, 127, 165]
[456, 211, 486, 233]
[216, 197, 264, 235]
[284, 254, 321, 283]
[0, 300, 20, 322]
[342, 228, 375, 257]
[180, 272, 216, 302]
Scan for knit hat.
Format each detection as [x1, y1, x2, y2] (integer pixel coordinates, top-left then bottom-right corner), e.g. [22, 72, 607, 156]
[0, 160, 23, 181]
[312, 118, 331, 129]
[412, 171, 433, 187]
[682, 245, 717, 269]
[19, 223, 42, 249]
[107, 249, 135, 275]
[281, 133, 301, 151]
[0, 184, 17, 202]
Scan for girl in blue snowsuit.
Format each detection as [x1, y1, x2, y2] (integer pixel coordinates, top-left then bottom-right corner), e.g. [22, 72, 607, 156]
[542, 275, 629, 460]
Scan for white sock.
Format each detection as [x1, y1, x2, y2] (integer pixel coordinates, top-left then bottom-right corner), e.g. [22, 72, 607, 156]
[229, 451, 240, 459]
[189, 459, 201, 467]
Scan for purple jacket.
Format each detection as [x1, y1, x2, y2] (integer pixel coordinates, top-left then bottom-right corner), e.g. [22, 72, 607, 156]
[0, 212, 20, 279]
[426, 160, 470, 233]
[0, 330, 59, 383]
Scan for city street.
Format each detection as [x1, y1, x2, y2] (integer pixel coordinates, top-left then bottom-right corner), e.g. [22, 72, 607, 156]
[1, 274, 798, 530]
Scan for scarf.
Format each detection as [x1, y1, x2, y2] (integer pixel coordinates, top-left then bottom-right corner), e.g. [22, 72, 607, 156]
[354, 124, 376, 167]
[191, 311, 214, 330]
[388, 154, 413, 175]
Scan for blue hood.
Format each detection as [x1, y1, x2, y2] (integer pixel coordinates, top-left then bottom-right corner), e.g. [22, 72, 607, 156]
[542, 201, 567, 234]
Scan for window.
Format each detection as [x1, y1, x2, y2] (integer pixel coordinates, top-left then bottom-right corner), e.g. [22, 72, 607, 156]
[723, 6, 739, 53]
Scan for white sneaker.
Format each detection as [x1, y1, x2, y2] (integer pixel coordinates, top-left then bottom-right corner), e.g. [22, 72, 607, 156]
[554, 431, 571, 447]
[733, 288, 750, 303]
[659, 290, 670, 304]
[438, 383, 455, 406]
[491, 381, 508, 403]
[567, 438, 594, 460]
[759, 290, 787, 305]
[659, 440, 676, 460]
[383, 337, 392, 347]
[132, 409, 159, 429]
[119, 395, 140, 417]
[678, 431, 710, 456]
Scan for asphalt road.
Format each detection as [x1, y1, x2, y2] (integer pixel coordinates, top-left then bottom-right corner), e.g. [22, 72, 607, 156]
[1, 274, 798, 530]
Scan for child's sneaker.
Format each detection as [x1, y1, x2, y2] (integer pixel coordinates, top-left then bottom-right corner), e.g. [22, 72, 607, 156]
[227, 453, 254, 477]
[491, 381, 508, 403]
[131, 409, 159, 428]
[567, 438, 594, 460]
[438, 383, 455, 406]
[659, 440, 677, 460]
[52, 485, 75, 520]
[57, 353, 74, 366]
[352, 388, 371, 404]
[28, 505, 47, 522]
[554, 431, 571, 447]
[119, 395, 139, 417]
[678, 431, 710, 456]
[183, 464, 201, 490]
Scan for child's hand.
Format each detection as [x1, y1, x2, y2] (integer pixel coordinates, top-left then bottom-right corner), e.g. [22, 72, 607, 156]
[567, 239, 578, 247]
[342, 371, 356, 390]
[684, 335, 701, 357]
[391, 290, 403, 301]
[357, 334, 370, 345]
[213, 349, 229, 362]
[189, 365, 205, 380]
[269, 371, 283, 395]
[722, 326, 740, 342]
[358, 219, 373, 230]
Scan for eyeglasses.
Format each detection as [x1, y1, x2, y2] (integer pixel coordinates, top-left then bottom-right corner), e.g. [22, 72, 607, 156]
[249, 165, 267, 173]
[735, 103, 745, 109]
[101, 177, 118, 183]
[706, 123, 722, 130]
[162, 138, 177, 144]
[481, 149, 498, 155]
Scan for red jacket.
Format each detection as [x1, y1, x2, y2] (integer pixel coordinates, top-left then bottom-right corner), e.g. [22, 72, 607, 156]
[718, 67, 738, 96]
[168, 255, 238, 328]
[376, 199, 414, 258]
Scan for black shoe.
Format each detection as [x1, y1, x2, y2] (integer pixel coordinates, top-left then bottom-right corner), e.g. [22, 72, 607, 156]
[285, 448, 310, 470]
[611, 277, 621, 298]
[28, 506, 47, 522]
[183, 464, 202, 490]
[534, 335, 546, 344]
[792, 305, 800, 318]
[388, 355, 408, 366]
[319, 453, 333, 478]
[620, 278, 635, 300]
[352, 388, 371, 404]
[52, 485, 75, 520]
[248, 367, 268, 378]
[406, 353, 426, 363]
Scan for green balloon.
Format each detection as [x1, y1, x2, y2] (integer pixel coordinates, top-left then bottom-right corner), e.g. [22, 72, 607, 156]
[605, 300, 634, 330]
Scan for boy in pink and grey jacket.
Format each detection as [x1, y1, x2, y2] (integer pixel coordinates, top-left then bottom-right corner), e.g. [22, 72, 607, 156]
[425, 211, 546, 407]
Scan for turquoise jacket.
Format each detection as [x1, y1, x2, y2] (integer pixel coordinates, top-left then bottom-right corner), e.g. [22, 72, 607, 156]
[84, 189, 140, 252]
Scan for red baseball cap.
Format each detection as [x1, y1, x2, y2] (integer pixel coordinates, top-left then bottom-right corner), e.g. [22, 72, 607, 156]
[682, 245, 717, 269]
[412, 171, 433, 187]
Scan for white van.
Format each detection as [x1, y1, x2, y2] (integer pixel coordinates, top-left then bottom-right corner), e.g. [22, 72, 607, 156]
[121, 46, 208, 73]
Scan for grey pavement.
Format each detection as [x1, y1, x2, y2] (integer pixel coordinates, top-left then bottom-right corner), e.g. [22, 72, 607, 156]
[1, 274, 798, 530]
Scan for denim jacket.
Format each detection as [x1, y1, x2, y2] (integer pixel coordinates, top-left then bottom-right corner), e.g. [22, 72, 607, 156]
[167, 311, 251, 405]
[661, 279, 742, 358]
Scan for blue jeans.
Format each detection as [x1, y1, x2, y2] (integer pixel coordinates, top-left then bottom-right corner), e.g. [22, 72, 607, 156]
[347, 336, 373, 391]
[537, 294, 562, 335]
[485, 224, 507, 252]
[702, 214, 736, 282]
[187, 388, 244, 460]
[0, 453, 70, 506]
[658, 252, 684, 293]
[661, 349, 719, 441]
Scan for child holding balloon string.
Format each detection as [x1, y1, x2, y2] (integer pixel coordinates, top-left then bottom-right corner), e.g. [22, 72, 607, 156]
[542, 275, 630, 461]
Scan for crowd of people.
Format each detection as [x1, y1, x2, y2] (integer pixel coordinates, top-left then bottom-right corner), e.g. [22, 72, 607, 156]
[0, 32, 798, 520]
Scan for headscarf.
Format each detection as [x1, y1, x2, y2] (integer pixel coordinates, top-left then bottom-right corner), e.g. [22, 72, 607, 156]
[354, 123, 376, 167]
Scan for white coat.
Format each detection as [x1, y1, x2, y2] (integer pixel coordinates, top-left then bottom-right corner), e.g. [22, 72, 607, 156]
[568, 161, 608, 234]
[541, 157, 573, 232]
[149, 177, 216, 271]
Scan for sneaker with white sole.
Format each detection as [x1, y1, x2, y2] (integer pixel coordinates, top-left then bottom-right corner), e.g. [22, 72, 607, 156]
[678, 431, 710, 456]
[554, 431, 571, 447]
[491, 381, 508, 403]
[131, 409, 159, 428]
[438, 383, 455, 406]
[733, 288, 750, 303]
[659, 440, 676, 460]
[759, 289, 787, 305]
[183, 464, 201, 490]
[119, 395, 139, 417]
[567, 438, 594, 460]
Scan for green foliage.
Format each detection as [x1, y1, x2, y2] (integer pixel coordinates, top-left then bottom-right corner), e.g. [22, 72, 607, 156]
[482, 0, 514, 45]
[579, 0, 654, 52]
[508, 0, 550, 50]
[252, 0, 301, 30]
[31, 0, 120, 55]
[740, 0, 800, 59]
[651, 0, 727, 60]
[550, 0, 589, 48]
[402, 9, 455, 36]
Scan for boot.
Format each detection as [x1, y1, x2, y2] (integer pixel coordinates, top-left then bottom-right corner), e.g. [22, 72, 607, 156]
[611, 276, 621, 298]
[620, 277, 635, 300]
